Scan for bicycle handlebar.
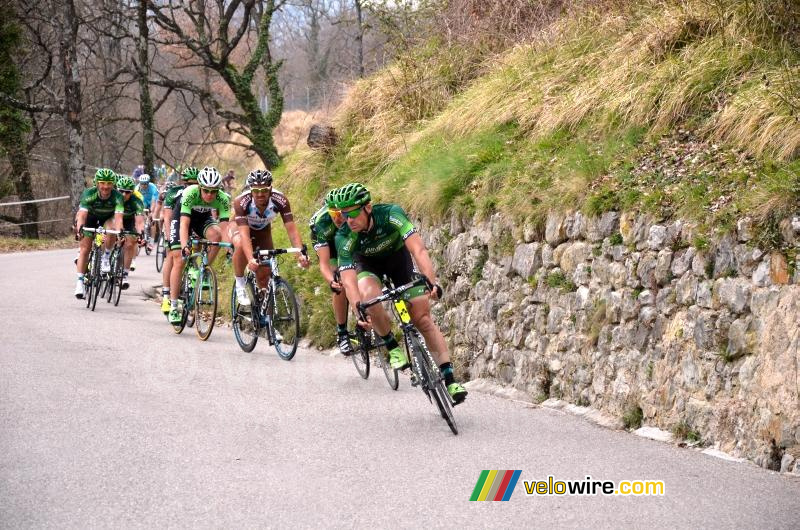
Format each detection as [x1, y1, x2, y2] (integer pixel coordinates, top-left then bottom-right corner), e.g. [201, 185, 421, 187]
[254, 244, 308, 258]
[82, 227, 121, 235]
[356, 275, 432, 320]
[190, 238, 233, 248]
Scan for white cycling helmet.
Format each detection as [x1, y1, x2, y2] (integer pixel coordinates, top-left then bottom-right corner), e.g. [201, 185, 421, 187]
[138, 174, 151, 183]
[197, 166, 223, 188]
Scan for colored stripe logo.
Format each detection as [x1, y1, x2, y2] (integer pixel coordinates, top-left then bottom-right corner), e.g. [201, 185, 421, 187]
[470, 470, 522, 501]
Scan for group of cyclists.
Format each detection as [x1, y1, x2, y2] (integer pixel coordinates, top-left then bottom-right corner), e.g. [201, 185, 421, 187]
[72, 164, 468, 405]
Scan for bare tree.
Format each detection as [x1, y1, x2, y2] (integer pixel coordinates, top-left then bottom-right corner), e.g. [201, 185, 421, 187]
[148, 0, 287, 168]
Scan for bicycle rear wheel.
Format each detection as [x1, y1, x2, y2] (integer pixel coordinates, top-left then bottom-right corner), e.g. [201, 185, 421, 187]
[351, 328, 370, 379]
[195, 266, 217, 341]
[155, 235, 165, 272]
[271, 278, 300, 360]
[408, 330, 458, 435]
[231, 278, 259, 352]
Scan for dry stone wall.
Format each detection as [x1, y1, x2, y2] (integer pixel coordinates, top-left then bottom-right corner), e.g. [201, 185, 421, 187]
[424, 211, 800, 472]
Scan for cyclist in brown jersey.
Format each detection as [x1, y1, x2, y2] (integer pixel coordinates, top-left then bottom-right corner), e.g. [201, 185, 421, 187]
[229, 169, 309, 306]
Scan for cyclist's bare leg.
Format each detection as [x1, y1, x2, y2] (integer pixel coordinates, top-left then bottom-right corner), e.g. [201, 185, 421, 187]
[76, 235, 92, 274]
[231, 230, 247, 277]
[255, 265, 271, 290]
[332, 290, 348, 324]
[358, 275, 393, 336]
[169, 249, 184, 302]
[123, 236, 137, 268]
[408, 295, 451, 365]
[162, 252, 173, 288]
[205, 225, 222, 263]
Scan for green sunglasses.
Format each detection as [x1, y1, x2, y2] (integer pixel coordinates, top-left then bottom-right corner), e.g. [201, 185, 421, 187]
[342, 207, 364, 219]
[200, 187, 218, 194]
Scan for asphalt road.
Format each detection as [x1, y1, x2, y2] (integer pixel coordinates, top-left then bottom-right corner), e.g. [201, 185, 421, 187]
[1, 248, 798, 528]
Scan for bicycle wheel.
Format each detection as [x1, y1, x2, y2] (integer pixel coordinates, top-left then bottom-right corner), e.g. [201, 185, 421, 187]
[351, 328, 370, 379]
[172, 267, 191, 334]
[85, 245, 97, 308]
[407, 330, 458, 435]
[155, 235, 165, 272]
[271, 278, 300, 360]
[231, 277, 259, 352]
[195, 266, 217, 341]
[90, 246, 103, 312]
[376, 334, 399, 390]
[112, 247, 124, 306]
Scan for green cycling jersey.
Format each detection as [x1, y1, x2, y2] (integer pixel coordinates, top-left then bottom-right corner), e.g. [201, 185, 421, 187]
[335, 203, 417, 270]
[179, 184, 231, 220]
[78, 187, 124, 218]
[162, 185, 185, 209]
[309, 206, 342, 256]
[122, 193, 145, 219]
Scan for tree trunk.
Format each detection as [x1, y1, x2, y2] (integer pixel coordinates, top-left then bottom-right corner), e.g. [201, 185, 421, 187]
[355, 0, 364, 78]
[8, 139, 38, 238]
[137, 0, 155, 177]
[61, 0, 85, 212]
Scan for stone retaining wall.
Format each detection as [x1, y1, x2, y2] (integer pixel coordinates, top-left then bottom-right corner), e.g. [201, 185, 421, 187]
[425, 211, 800, 472]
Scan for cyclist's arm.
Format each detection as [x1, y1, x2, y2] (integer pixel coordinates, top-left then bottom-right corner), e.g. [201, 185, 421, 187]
[179, 215, 191, 249]
[283, 220, 308, 267]
[75, 209, 87, 235]
[314, 245, 335, 285]
[113, 212, 123, 232]
[238, 223, 255, 258]
[135, 214, 145, 234]
[162, 207, 172, 229]
[283, 220, 304, 249]
[340, 268, 361, 314]
[404, 232, 438, 287]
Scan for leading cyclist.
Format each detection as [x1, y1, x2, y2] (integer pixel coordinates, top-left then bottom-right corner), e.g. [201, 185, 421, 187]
[332, 183, 467, 404]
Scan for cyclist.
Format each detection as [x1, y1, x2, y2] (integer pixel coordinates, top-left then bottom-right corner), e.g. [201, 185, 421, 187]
[230, 169, 309, 306]
[115, 176, 145, 289]
[137, 174, 160, 250]
[333, 183, 467, 404]
[167, 166, 231, 324]
[309, 188, 351, 355]
[73, 168, 124, 299]
[157, 169, 194, 314]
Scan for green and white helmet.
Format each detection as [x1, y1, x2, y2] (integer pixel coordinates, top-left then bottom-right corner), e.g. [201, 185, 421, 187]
[94, 168, 116, 185]
[116, 176, 136, 191]
[333, 182, 370, 209]
[181, 166, 199, 183]
[324, 187, 339, 208]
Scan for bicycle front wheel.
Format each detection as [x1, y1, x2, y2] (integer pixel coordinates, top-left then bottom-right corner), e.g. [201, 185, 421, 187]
[90, 247, 103, 312]
[377, 335, 398, 390]
[231, 278, 259, 352]
[112, 248, 124, 306]
[407, 330, 458, 435]
[155, 235, 165, 272]
[351, 328, 370, 379]
[195, 266, 217, 341]
[271, 278, 300, 360]
[85, 246, 97, 309]
[172, 266, 191, 334]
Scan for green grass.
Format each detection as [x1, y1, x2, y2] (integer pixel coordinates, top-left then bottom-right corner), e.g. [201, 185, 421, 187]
[273, 0, 800, 349]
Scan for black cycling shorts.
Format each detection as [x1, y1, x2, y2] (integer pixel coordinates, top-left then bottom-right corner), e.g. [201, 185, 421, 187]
[169, 212, 218, 250]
